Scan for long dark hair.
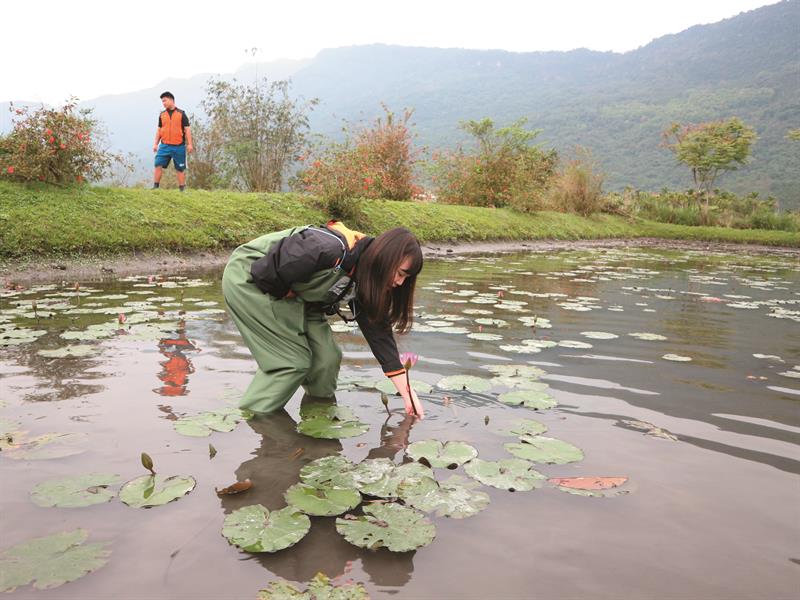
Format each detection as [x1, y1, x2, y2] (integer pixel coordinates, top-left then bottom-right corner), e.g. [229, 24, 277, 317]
[355, 227, 423, 333]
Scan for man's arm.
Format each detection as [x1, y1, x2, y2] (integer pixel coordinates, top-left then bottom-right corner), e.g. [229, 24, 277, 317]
[185, 126, 193, 154]
[153, 129, 161, 152]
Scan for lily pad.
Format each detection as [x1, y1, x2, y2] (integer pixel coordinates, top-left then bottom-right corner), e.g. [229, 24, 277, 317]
[222, 505, 310, 553]
[662, 354, 692, 362]
[406, 440, 478, 469]
[464, 458, 546, 491]
[557, 340, 593, 349]
[0, 529, 110, 593]
[375, 379, 434, 395]
[284, 483, 361, 517]
[628, 332, 667, 341]
[549, 476, 630, 497]
[467, 332, 503, 341]
[297, 405, 369, 439]
[435, 375, 492, 393]
[336, 503, 435, 552]
[483, 364, 546, 379]
[504, 435, 584, 464]
[498, 390, 557, 410]
[580, 331, 618, 340]
[3, 432, 88, 460]
[173, 406, 251, 437]
[494, 418, 548, 437]
[31, 474, 121, 508]
[401, 475, 490, 519]
[350, 458, 397, 488]
[499, 344, 542, 354]
[359, 462, 435, 498]
[257, 573, 369, 600]
[299, 456, 358, 488]
[119, 474, 196, 508]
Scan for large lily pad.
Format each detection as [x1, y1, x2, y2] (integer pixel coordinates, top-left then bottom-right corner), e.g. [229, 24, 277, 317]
[464, 458, 546, 491]
[284, 483, 361, 517]
[494, 418, 548, 437]
[504, 435, 584, 464]
[435, 375, 492, 393]
[401, 475, 490, 519]
[119, 474, 196, 508]
[297, 405, 369, 439]
[628, 332, 667, 341]
[350, 458, 397, 488]
[483, 364, 546, 379]
[336, 503, 435, 552]
[406, 440, 478, 469]
[173, 406, 251, 437]
[257, 573, 369, 599]
[31, 474, 121, 508]
[223, 505, 310, 553]
[498, 390, 557, 410]
[0, 529, 110, 592]
[359, 462, 435, 498]
[580, 331, 618, 340]
[662, 354, 692, 362]
[299, 456, 358, 488]
[2, 432, 88, 460]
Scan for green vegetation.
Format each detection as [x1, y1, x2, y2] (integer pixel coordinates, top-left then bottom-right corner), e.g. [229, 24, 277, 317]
[1, 182, 796, 263]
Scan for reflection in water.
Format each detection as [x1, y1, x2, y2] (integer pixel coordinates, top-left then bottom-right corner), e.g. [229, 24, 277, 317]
[155, 320, 199, 397]
[219, 395, 416, 588]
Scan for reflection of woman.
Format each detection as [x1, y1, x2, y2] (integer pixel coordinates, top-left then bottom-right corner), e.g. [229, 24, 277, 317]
[219, 396, 415, 586]
[222, 221, 424, 417]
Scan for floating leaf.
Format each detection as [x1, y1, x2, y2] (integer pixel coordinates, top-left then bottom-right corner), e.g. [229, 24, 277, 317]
[359, 462, 435, 498]
[216, 479, 253, 496]
[435, 375, 492, 393]
[662, 353, 692, 362]
[628, 332, 667, 341]
[257, 573, 369, 600]
[494, 418, 548, 437]
[119, 474, 196, 508]
[284, 483, 361, 517]
[174, 406, 250, 437]
[557, 340, 593, 349]
[299, 456, 359, 488]
[580, 331, 618, 340]
[464, 458, 546, 491]
[504, 435, 584, 464]
[209, 444, 217, 459]
[467, 332, 503, 341]
[498, 390, 557, 410]
[3, 432, 87, 460]
[0, 529, 110, 592]
[549, 476, 630, 497]
[777, 370, 800, 379]
[222, 505, 310, 553]
[483, 364, 546, 379]
[401, 475, 490, 519]
[30, 474, 120, 508]
[349, 458, 397, 488]
[297, 405, 369, 439]
[406, 440, 478, 469]
[336, 503, 435, 552]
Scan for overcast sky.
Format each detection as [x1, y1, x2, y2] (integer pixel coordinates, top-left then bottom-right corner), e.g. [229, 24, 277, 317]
[1, 0, 780, 105]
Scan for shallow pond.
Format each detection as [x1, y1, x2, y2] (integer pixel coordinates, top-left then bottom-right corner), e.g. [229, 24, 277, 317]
[1, 247, 798, 599]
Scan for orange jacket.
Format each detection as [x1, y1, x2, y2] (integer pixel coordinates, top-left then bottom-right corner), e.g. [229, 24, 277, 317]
[159, 109, 185, 145]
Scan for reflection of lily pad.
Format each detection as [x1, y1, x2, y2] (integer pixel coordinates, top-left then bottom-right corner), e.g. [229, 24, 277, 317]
[336, 503, 435, 552]
[406, 440, 478, 468]
[31, 474, 120, 508]
[401, 475, 490, 519]
[119, 474, 196, 508]
[284, 483, 361, 517]
[257, 573, 369, 600]
[174, 407, 251, 437]
[435, 375, 492, 393]
[297, 405, 369, 439]
[222, 505, 310, 553]
[375, 379, 433, 395]
[464, 458, 546, 491]
[504, 435, 584, 464]
[359, 462, 434, 498]
[467, 332, 503, 341]
[37, 345, 99, 358]
[494, 418, 548, 437]
[498, 390, 557, 410]
[3, 432, 88, 460]
[0, 529, 110, 593]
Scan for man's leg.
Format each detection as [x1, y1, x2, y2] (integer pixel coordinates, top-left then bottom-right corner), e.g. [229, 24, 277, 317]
[174, 145, 187, 191]
[177, 170, 186, 191]
[153, 166, 163, 188]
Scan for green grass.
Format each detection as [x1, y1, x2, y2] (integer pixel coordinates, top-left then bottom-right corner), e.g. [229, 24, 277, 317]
[0, 182, 796, 260]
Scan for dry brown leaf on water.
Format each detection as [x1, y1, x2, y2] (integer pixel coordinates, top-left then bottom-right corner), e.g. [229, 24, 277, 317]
[548, 477, 628, 490]
[215, 479, 253, 495]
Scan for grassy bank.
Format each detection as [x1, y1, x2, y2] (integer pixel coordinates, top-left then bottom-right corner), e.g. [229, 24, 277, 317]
[1, 182, 797, 259]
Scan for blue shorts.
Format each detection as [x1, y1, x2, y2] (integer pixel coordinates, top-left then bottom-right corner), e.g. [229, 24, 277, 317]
[154, 143, 187, 172]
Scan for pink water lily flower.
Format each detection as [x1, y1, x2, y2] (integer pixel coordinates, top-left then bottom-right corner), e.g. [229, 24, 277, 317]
[399, 352, 419, 370]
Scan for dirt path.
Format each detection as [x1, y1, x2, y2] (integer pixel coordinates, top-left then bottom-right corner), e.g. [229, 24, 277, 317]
[2, 238, 797, 285]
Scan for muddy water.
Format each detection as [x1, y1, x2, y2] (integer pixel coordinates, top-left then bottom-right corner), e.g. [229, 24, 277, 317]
[1, 248, 798, 599]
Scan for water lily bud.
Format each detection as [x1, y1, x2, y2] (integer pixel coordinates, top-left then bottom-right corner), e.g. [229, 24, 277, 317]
[141, 452, 155, 475]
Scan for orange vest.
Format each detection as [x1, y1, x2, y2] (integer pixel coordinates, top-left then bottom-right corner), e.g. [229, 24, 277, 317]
[159, 109, 185, 145]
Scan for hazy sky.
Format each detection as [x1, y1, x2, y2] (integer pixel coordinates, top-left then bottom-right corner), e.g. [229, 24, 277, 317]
[2, 0, 779, 105]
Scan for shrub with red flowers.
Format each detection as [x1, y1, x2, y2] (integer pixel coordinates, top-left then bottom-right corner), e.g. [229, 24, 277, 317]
[294, 106, 422, 208]
[429, 118, 558, 212]
[0, 99, 122, 185]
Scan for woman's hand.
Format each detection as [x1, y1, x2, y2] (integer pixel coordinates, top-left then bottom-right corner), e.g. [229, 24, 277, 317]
[391, 375, 424, 419]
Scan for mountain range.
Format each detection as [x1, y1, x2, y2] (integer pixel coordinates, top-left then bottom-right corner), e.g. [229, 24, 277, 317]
[3, 0, 798, 208]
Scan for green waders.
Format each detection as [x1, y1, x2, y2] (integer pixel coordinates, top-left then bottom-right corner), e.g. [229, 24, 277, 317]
[222, 228, 347, 413]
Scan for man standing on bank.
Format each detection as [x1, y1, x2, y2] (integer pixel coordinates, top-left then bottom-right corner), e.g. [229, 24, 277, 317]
[153, 91, 193, 191]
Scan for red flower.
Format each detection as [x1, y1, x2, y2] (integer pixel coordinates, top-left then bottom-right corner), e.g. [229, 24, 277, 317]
[6, 166, 14, 174]
[45, 128, 52, 135]
[48, 136, 55, 144]
[59, 143, 66, 149]
[76, 175, 83, 183]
